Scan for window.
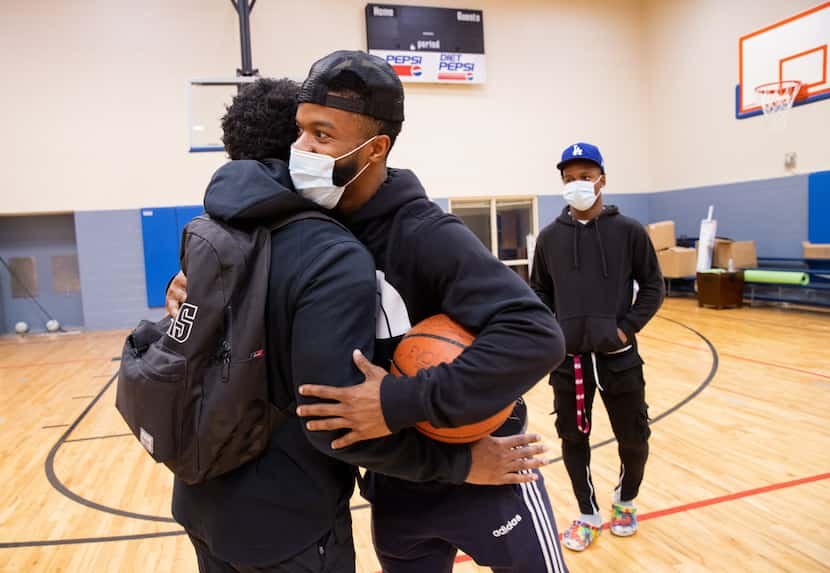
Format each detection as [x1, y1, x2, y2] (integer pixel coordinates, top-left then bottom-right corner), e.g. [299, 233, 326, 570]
[450, 197, 538, 282]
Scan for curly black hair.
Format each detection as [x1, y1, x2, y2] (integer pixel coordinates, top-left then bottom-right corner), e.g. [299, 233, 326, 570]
[221, 78, 299, 161]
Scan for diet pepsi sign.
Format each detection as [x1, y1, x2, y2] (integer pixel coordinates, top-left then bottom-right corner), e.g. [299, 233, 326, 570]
[366, 4, 486, 84]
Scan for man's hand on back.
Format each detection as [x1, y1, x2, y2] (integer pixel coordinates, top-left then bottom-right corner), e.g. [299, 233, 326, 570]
[297, 349, 392, 449]
[166, 271, 188, 318]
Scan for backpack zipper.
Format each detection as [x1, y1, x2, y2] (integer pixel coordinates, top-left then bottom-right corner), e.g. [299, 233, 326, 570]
[222, 305, 232, 383]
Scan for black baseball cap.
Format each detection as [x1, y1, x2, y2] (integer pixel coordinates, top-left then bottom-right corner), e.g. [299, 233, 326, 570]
[298, 50, 405, 122]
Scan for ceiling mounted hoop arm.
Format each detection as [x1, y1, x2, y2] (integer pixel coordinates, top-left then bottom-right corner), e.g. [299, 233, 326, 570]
[229, 0, 258, 77]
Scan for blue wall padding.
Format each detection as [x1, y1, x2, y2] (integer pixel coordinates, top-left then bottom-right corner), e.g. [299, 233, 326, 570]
[808, 171, 830, 244]
[140, 205, 203, 308]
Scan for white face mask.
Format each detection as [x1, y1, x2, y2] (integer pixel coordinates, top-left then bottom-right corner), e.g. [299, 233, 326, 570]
[288, 137, 376, 209]
[563, 176, 603, 212]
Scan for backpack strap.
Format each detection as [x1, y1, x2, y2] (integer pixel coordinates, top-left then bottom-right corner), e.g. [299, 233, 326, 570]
[268, 210, 348, 234]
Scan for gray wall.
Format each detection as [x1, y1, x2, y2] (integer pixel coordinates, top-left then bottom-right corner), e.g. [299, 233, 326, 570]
[10, 172, 810, 334]
[537, 176, 807, 258]
[0, 214, 84, 332]
[649, 175, 808, 258]
[75, 210, 165, 331]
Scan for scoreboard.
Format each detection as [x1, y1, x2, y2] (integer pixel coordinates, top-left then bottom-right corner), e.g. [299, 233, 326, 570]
[365, 3, 486, 84]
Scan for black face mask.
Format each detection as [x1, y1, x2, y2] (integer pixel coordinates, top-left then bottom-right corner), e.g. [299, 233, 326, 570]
[332, 155, 361, 187]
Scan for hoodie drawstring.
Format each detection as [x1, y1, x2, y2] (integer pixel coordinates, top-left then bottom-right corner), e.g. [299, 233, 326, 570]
[594, 217, 609, 278]
[569, 210, 608, 277]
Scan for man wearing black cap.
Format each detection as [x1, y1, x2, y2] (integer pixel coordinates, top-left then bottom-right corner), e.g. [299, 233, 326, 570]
[530, 143, 664, 552]
[168, 76, 553, 573]
[169, 51, 567, 571]
[291, 51, 569, 573]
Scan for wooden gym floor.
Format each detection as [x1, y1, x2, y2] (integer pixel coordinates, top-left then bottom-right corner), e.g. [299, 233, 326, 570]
[0, 298, 828, 572]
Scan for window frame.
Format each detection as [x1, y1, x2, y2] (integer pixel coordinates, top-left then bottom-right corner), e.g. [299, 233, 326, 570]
[448, 196, 539, 270]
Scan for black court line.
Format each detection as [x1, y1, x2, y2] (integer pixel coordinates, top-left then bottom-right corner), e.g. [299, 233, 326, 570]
[64, 433, 132, 444]
[539, 314, 720, 465]
[42, 424, 70, 429]
[5, 313, 717, 547]
[43, 372, 177, 524]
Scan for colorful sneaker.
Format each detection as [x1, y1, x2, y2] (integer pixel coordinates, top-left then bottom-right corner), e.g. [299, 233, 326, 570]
[562, 520, 601, 551]
[610, 503, 638, 537]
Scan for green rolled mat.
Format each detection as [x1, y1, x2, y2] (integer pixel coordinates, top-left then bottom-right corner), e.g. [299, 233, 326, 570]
[743, 270, 810, 285]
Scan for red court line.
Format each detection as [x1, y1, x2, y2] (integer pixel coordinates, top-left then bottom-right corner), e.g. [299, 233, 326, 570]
[639, 333, 830, 381]
[374, 471, 830, 571]
[635, 471, 830, 523]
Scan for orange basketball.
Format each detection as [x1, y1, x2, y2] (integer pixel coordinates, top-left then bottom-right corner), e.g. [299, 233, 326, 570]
[390, 314, 514, 443]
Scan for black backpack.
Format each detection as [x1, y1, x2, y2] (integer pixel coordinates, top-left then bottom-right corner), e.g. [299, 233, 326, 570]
[116, 211, 336, 484]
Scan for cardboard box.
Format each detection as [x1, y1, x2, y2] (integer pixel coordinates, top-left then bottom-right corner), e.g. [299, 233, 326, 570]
[657, 247, 697, 278]
[803, 241, 830, 259]
[646, 220, 676, 251]
[714, 240, 757, 269]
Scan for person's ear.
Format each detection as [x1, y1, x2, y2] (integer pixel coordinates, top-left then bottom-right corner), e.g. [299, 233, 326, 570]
[366, 135, 391, 163]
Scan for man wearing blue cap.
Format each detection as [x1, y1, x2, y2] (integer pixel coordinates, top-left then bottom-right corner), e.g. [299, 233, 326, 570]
[530, 142, 664, 552]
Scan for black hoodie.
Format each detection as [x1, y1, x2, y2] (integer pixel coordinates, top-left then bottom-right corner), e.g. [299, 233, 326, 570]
[341, 168, 565, 438]
[530, 205, 664, 355]
[172, 160, 471, 565]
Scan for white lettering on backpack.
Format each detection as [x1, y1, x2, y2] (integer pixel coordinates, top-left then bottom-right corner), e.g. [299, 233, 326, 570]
[168, 303, 198, 343]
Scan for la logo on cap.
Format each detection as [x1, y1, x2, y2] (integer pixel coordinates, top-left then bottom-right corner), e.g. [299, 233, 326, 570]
[572, 145, 583, 156]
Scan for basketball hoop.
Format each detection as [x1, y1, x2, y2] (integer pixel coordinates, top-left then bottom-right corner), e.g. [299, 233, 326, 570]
[754, 80, 802, 117]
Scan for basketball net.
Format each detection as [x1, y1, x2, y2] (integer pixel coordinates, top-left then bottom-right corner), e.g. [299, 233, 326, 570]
[754, 80, 801, 130]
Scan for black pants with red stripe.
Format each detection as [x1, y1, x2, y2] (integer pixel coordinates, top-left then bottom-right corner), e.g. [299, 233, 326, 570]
[551, 348, 651, 516]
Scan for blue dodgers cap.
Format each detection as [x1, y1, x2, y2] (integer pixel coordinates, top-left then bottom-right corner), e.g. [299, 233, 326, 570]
[556, 142, 605, 173]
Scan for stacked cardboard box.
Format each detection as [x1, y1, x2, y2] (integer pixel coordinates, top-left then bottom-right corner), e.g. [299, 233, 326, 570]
[647, 220, 697, 278]
[803, 241, 830, 259]
[713, 239, 757, 269]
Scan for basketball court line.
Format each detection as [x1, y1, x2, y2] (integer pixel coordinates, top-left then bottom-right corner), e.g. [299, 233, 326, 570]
[42, 371, 178, 524]
[638, 333, 830, 380]
[63, 433, 132, 444]
[679, 313, 830, 336]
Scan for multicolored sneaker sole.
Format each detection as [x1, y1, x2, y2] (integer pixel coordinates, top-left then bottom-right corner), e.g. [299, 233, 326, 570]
[610, 503, 638, 537]
[562, 520, 601, 551]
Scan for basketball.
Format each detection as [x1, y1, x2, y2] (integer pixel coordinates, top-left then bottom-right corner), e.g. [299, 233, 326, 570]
[390, 314, 514, 443]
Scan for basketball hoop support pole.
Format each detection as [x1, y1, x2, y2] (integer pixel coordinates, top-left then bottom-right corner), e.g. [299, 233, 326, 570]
[229, 0, 258, 77]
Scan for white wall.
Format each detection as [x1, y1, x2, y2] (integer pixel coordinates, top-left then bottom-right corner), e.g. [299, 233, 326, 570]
[0, 0, 648, 214]
[645, 0, 830, 192]
[4, 0, 824, 214]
